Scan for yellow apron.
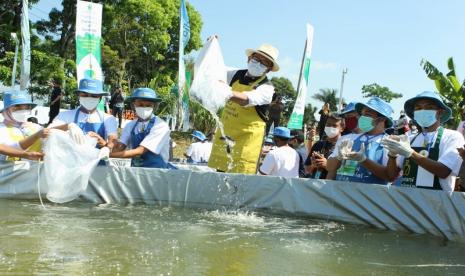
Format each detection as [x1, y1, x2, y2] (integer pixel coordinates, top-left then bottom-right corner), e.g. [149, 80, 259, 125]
[208, 76, 267, 174]
[5, 124, 42, 161]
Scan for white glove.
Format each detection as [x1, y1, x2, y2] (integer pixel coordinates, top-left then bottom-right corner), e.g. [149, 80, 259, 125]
[381, 134, 413, 158]
[98, 146, 110, 161]
[336, 140, 353, 161]
[68, 123, 86, 145]
[345, 143, 367, 163]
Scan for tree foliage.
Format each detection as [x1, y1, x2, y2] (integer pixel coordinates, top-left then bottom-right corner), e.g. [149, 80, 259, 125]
[270, 76, 318, 128]
[1, 0, 204, 115]
[421, 57, 465, 127]
[311, 88, 339, 111]
[0, 0, 39, 56]
[270, 77, 297, 124]
[361, 83, 402, 102]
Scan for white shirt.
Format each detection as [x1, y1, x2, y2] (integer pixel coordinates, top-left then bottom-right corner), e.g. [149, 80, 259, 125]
[259, 145, 299, 178]
[397, 128, 464, 192]
[227, 70, 274, 107]
[186, 141, 212, 163]
[457, 120, 465, 138]
[329, 133, 403, 168]
[0, 122, 42, 161]
[120, 116, 170, 162]
[49, 108, 118, 139]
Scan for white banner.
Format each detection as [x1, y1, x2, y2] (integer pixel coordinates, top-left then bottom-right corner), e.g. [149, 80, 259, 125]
[287, 24, 314, 130]
[75, 0, 103, 82]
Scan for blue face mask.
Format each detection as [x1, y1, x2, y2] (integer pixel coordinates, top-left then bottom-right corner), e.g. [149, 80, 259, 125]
[414, 110, 438, 128]
[358, 115, 375, 133]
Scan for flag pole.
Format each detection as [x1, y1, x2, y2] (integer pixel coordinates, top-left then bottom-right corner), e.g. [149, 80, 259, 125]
[294, 39, 307, 102]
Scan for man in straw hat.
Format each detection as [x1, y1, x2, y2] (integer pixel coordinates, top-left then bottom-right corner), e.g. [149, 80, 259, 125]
[326, 97, 401, 184]
[383, 91, 464, 192]
[208, 43, 279, 174]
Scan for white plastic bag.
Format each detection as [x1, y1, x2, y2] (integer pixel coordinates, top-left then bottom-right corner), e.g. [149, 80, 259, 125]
[42, 129, 101, 203]
[189, 37, 228, 114]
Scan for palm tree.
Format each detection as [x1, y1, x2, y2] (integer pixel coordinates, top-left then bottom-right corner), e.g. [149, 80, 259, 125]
[421, 57, 465, 127]
[311, 88, 340, 111]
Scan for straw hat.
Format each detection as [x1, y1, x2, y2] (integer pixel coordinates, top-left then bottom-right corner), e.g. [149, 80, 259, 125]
[245, 44, 280, 72]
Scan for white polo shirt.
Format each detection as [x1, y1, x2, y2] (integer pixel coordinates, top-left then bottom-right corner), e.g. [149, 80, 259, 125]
[49, 108, 118, 139]
[120, 116, 170, 162]
[397, 128, 464, 192]
[186, 141, 212, 163]
[259, 145, 299, 178]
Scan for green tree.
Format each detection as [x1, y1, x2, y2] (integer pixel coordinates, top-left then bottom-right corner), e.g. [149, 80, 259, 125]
[270, 77, 297, 125]
[303, 104, 317, 126]
[35, 0, 203, 91]
[0, 0, 39, 56]
[421, 57, 465, 126]
[361, 83, 402, 102]
[312, 88, 339, 111]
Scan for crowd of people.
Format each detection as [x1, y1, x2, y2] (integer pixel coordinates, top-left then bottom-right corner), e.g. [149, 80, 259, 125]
[1, 42, 465, 193]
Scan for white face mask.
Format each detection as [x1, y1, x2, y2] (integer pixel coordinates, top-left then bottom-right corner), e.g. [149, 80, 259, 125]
[11, 110, 31, 123]
[80, 97, 100, 111]
[324, 126, 340, 138]
[247, 59, 268, 77]
[135, 107, 153, 120]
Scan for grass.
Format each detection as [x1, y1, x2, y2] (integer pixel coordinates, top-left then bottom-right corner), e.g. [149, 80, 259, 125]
[171, 131, 192, 159]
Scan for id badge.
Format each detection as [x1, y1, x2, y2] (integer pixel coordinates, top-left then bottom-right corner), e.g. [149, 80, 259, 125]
[339, 160, 358, 176]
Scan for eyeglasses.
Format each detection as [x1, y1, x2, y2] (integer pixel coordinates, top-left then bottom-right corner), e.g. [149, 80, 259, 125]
[80, 93, 101, 98]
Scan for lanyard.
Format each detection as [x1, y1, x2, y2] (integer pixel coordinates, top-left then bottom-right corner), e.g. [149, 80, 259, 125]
[360, 133, 384, 149]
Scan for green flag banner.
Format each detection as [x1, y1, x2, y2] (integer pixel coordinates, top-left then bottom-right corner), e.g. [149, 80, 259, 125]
[287, 24, 314, 130]
[75, 0, 103, 82]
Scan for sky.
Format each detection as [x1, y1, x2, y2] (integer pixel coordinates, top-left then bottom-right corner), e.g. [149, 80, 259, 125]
[32, 0, 465, 118]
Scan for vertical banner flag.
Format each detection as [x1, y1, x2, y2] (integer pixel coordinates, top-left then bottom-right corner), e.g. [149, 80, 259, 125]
[287, 24, 314, 130]
[20, 0, 31, 91]
[76, 0, 103, 83]
[178, 0, 191, 131]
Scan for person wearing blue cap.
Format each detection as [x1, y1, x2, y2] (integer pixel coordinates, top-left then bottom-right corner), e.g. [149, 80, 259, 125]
[260, 136, 275, 159]
[326, 97, 400, 184]
[110, 88, 172, 168]
[184, 130, 212, 163]
[383, 91, 464, 192]
[49, 78, 118, 155]
[340, 102, 361, 135]
[259, 127, 299, 177]
[0, 90, 48, 161]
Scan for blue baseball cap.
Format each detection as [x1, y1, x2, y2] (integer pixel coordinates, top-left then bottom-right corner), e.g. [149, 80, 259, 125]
[404, 91, 452, 123]
[273, 127, 293, 139]
[76, 78, 107, 95]
[191, 130, 207, 141]
[355, 97, 394, 128]
[3, 90, 36, 110]
[341, 102, 357, 115]
[264, 137, 274, 144]
[129, 88, 161, 102]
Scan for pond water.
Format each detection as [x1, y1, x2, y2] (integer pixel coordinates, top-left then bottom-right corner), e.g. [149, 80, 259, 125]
[1, 200, 465, 275]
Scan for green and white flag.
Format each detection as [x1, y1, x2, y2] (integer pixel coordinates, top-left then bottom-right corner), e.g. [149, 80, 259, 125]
[75, 0, 103, 82]
[178, 0, 191, 131]
[287, 24, 314, 130]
